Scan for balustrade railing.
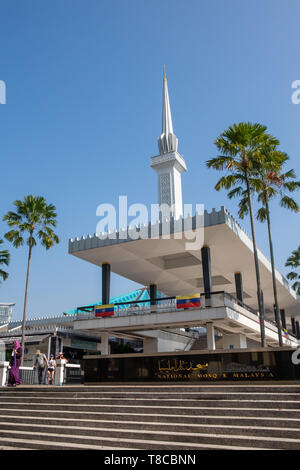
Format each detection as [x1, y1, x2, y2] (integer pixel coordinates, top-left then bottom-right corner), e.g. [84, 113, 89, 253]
[0, 362, 82, 386]
[64, 363, 83, 384]
[74, 292, 296, 341]
[75, 291, 259, 320]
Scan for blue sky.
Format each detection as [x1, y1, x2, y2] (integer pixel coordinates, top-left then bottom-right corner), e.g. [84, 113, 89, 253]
[0, 0, 299, 321]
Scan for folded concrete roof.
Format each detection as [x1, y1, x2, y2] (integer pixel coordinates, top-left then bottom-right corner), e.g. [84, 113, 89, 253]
[69, 206, 300, 322]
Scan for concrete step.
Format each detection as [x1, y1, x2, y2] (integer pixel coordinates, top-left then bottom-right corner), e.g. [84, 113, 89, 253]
[0, 444, 30, 450]
[1, 396, 300, 409]
[1, 414, 300, 439]
[0, 383, 299, 450]
[1, 384, 300, 393]
[1, 431, 269, 451]
[1, 391, 300, 401]
[0, 408, 300, 428]
[0, 435, 139, 450]
[0, 407, 299, 427]
[0, 401, 298, 417]
[0, 427, 282, 450]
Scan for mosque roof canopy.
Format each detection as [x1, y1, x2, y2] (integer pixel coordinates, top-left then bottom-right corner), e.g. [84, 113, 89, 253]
[69, 206, 299, 321]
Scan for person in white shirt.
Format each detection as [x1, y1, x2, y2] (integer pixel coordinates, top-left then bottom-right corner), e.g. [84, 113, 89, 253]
[48, 354, 56, 385]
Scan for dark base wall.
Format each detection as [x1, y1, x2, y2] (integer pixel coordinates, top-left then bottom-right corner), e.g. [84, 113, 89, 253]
[83, 348, 300, 382]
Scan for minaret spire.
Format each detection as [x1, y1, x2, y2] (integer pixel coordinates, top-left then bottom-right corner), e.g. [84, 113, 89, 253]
[158, 68, 178, 155]
[151, 68, 187, 220]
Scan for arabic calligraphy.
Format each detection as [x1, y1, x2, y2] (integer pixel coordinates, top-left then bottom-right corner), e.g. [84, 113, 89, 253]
[158, 359, 209, 372]
[156, 358, 275, 380]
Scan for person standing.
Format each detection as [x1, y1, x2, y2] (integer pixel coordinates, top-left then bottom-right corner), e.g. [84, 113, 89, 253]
[34, 350, 48, 385]
[56, 352, 68, 363]
[47, 354, 56, 385]
[7, 340, 22, 387]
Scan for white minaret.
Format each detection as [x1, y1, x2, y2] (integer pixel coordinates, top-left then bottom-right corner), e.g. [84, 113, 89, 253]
[150, 69, 187, 219]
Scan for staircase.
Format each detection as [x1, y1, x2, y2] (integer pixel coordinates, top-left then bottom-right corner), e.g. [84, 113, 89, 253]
[0, 383, 300, 450]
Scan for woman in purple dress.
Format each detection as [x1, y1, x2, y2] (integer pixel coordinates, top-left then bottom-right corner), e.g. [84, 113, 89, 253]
[8, 340, 22, 386]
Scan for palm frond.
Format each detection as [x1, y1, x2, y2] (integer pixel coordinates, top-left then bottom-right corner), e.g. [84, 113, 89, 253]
[280, 196, 299, 212]
[257, 207, 267, 222]
[238, 196, 250, 219]
[0, 239, 9, 282]
[3, 195, 59, 251]
[215, 175, 237, 191]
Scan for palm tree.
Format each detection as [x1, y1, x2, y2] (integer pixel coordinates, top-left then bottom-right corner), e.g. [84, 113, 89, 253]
[206, 122, 278, 347]
[3, 195, 59, 364]
[0, 238, 10, 283]
[234, 148, 300, 346]
[286, 246, 300, 295]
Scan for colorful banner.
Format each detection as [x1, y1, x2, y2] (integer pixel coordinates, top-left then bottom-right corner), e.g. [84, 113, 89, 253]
[283, 328, 289, 339]
[94, 304, 114, 317]
[176, 294, 201, 309]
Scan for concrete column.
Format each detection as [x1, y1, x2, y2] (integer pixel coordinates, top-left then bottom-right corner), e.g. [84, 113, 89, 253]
[149, 284, 157, 306]
[0, 362, 9, 387]
[50, 336, 59, 357]
[201, 246, 212, 305]
[291, 317, 296, 335]
[280, 309, 287, 330]
[223, 333, 247, 349]
[206, 323, 215, 350]
[143, 337, 158, 354]
[273, 304, 277, 323]
[234, 272, 243, 303]
[100, 332, 110, 355]
[47, 337, 51, 360]
[102, 263, 111, 305]
[54, 359, 66, 386]
[296, 321, 300, 340]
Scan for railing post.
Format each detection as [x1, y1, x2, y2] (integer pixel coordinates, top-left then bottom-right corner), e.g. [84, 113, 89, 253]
[54, 359, 66, 386]
[0, 362, 9, 387]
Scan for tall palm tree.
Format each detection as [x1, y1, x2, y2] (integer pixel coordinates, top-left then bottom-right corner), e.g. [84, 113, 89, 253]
[206, 122, 278, 347]
[286, 246, 300, 295]
[0, 238, 10, 283]
[3, 195, 59, 364]
[233, 149, 300, 346]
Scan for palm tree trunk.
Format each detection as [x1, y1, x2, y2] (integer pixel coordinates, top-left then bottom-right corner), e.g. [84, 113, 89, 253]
[265, 195, 283, 346]
[245, 172, 266, 347]
[21, 237, 33, 366]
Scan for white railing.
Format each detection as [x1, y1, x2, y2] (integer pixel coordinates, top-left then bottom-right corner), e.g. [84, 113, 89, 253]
[75, 294, 247, 320]
[74, 292, 298, 345]
[64, 363, 82, 384]
[0, 364, 37, 386]
[0, 361, 82, 386]
[75, 293, 243, 320]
